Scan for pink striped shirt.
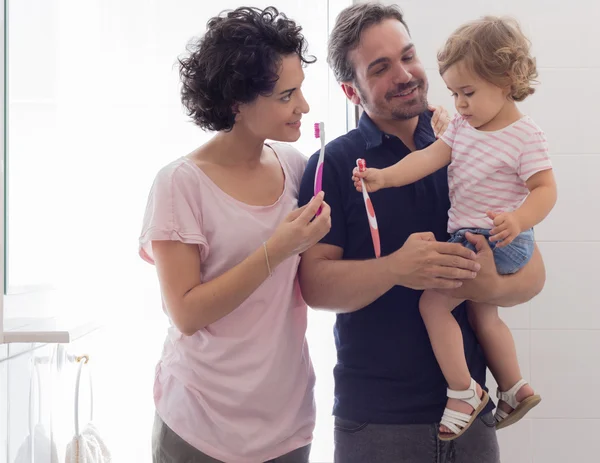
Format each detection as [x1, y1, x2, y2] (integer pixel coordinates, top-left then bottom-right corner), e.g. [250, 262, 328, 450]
[440, 114, 552, 233]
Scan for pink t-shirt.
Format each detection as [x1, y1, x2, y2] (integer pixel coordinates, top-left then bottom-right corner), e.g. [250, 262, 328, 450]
[441, 114, 553, 233]
[138, 143, 315, 462]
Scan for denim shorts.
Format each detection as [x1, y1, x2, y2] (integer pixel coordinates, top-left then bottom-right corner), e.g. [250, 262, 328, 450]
[448, 227, 534, 275]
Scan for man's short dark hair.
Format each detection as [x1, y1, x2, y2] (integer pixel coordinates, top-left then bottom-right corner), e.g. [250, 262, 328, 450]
[327, 3, 409, 83]
[179, 6, 315, 132]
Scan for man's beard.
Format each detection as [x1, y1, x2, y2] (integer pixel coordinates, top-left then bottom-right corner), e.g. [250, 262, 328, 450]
[357, 79, 429, 121]
[387, 80, 429, 120]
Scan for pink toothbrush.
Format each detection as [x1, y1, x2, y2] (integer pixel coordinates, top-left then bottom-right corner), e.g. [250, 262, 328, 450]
[357, 158, 381, 258]
[314, 122, 325, 215]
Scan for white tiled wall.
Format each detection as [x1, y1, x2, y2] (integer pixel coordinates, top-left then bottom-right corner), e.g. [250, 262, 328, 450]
[373, 1, 597, 461]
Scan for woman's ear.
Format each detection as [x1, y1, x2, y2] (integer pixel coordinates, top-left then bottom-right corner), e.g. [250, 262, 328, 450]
[232, 103, 241, 121]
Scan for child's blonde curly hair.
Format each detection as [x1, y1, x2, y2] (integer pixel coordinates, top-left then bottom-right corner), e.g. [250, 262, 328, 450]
[437, 16, 538, 102]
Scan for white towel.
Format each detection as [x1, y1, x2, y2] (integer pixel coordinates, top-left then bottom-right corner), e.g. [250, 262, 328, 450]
[14, 423, 59, 463]
[65, 423, 111, 463]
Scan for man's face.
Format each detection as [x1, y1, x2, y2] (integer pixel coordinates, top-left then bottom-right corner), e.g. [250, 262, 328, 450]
[345, 19, 429, 121]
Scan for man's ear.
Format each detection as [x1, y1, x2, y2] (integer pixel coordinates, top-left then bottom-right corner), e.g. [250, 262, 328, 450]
[341, 82, 362, 106]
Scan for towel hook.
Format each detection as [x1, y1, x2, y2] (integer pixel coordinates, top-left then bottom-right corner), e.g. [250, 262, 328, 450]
[74, 354, 93, 437]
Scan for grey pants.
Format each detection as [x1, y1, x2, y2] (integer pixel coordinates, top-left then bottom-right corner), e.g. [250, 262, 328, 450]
[333, 411, 500, 463]
[152, 413, 311, 463]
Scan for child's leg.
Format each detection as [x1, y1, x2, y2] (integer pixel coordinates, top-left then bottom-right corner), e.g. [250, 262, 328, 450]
[467, 302, 535, 416]
[419, 290, 484, 434]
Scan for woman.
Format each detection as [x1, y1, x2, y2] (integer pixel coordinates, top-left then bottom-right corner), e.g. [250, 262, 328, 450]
[139, 7, 330, 462]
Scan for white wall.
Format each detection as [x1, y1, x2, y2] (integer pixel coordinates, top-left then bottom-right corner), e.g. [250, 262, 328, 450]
[372, 1, 598, 461]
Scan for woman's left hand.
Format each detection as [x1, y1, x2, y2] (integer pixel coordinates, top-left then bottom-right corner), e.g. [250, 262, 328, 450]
[429, 105, 451, 138]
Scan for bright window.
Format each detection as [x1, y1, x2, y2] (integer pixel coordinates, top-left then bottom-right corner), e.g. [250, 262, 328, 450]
[4, 0, 349, 460]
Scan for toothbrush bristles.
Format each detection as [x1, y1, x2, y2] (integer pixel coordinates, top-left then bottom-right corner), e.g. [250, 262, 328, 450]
[357, 158, 366, 172]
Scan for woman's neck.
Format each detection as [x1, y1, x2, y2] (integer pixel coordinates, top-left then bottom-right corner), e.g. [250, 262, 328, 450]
[201, 128, 266, 167]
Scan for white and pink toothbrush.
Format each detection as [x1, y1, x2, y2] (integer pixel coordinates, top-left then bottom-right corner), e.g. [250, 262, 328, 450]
[314, 122, 325, 215]
[356, 158, 381, 258]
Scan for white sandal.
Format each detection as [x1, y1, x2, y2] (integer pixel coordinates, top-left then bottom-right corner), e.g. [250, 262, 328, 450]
[495, 379, 541, 430]
[439, 377, 490, 441]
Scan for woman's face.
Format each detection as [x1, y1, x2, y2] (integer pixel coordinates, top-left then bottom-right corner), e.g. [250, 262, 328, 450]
[237, 54, 310, 142]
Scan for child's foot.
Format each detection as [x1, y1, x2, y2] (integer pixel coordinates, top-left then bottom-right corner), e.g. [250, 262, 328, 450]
[497, 382, 534, 416]
[495, 379, 542, 430]
[439, 381, 485, 436]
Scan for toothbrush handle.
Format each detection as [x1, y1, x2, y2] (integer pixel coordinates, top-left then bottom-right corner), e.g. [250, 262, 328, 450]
[360, 180, 381, 258]
[314, 143, 325, 215]
[314, 160, 324, 196]
[370, 226, 381, 258]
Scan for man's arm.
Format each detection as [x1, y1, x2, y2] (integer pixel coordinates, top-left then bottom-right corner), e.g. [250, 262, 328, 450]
[299, 232, 480, 312]
[297, 135, 477, 312]
[299, 243, 395, 312]
[447, 233, 546, 307]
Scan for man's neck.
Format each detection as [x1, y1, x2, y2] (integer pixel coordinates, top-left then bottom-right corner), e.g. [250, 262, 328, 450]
[368, 112, 420, 152]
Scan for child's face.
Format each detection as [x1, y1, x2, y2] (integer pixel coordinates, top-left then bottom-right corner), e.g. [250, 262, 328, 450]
[442, 61, 509, 130]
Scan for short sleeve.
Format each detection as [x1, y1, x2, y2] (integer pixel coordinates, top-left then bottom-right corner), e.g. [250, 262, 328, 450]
[518, 131, 553, 182]
[298, 146, 347, 250]
[440, 113, 462, 148]
[138, 162, 209, 264]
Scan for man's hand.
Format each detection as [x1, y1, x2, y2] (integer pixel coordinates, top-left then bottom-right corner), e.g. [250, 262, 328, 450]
[429, 105, 451, 138]
[387, 232, 480, 290]
[445, 232, 502, 301]
[447, 232, 546, 307]
[488, 211, 521, 247]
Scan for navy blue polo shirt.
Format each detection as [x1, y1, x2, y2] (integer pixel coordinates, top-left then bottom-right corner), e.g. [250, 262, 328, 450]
[298, 110, 492, 424]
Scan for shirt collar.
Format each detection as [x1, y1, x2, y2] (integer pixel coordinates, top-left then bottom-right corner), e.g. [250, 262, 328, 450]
[357, 110, 436, 150]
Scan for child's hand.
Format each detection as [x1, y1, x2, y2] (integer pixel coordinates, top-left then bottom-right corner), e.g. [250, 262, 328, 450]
[352, 167, 385, 193]
[487, 211, 522, 247]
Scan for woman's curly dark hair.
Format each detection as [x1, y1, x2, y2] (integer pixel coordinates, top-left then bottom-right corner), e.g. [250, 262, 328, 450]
[179, 6, 315, 132]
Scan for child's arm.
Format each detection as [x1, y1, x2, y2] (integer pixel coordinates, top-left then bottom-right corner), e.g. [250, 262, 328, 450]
[516, 169, 558, 229]
[353, 139, 452, 193]
[489, 169, 557, 247]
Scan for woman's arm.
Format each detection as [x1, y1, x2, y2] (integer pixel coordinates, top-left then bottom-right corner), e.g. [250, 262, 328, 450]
[153, 194, 331, 335]
[153, 240, 279, 335]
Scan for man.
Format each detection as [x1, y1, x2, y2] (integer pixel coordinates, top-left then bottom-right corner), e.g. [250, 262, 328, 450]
[297, 3, 545, 462]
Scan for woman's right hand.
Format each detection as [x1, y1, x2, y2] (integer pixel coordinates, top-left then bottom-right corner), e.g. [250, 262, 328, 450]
[267, 191, 331, 264]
